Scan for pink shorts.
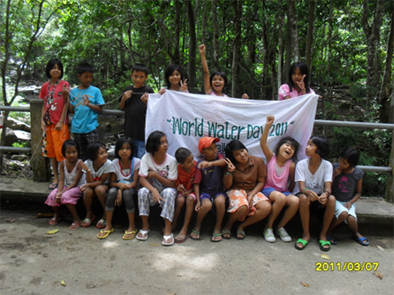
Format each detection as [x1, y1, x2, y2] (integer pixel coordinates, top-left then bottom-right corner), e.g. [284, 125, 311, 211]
[227, 189, 269, 221]
[45, 186, 83, 207]
[177, 192, 196, 201]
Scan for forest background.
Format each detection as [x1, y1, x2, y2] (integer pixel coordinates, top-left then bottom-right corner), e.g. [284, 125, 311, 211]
[1, 0, 393, 197]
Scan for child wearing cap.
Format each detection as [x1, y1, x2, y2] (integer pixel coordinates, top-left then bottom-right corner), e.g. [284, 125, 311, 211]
[190, 137, 227, 242]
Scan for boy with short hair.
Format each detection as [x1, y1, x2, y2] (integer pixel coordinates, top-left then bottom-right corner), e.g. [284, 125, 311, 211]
[327, 147, 368, 246]
[119, 63, 154, 159]
[69, 63, 105, 161]
[173, 147, 197, 243]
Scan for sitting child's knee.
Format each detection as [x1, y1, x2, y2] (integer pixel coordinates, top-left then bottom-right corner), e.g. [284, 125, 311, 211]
[186, 195, 195, 204]
[338, 211, 348, 220]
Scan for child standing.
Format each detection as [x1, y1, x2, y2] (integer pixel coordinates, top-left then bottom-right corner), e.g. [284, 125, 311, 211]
[260, 116, 300, 242]
[45, 140, 85, 230]
[136, 131, 178, 246]
[221, 140, 271, 240]
[294, 136, 336, 251]
[80, 141, 114, 229]
[199, 44, 248, 99]
[190, 137, 227, 242]
[97, 137, 140, 240]
[278, 62, 315, 100]
[40, 58, 70, 189]
[173, 147, 197, 243]
[327, 148, 368, 246]
[69, 63, 105, 161]
[119, 63, 154, 159]
[158, 64, 188, 94]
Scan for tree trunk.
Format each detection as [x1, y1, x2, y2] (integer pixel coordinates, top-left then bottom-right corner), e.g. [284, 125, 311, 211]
[231, 0, 242, 98]
[379, 8, 394, 122]
[211, 0, 220, 70]
[173, 0, 181, 64]
[201, 0, 207, 44]
[186, 0, 196, 91]
[305, 0, 316, 73]
[287, 0, 299, 62]
[277, 11, 286, 96]
[362, 0, 385, 101]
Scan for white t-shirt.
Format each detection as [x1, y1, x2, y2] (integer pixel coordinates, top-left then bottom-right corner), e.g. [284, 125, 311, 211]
[111, 157, 141, 182]
[84, 159, 114, 184]
[295, 158, 332, 195]
[139, 153, 178, 193]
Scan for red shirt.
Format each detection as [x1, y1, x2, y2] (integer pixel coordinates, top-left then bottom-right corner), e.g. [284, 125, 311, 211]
[39, 80, 69, 124]
[176, 161, 197, 191]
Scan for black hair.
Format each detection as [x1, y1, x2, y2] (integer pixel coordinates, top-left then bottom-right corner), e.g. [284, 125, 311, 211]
[288, 62, 311, 93]
[164, 64, 186, 89]
[61, 139, 80, 158]
[131, 63, 149, 76]
[340, 147, 360, 168]
[77, 62, 94, 75]
[225, 140, 247, 165]
[175, 147, 192, 164]
[86, 141, 106, 161]
[146, 131, 166, 155]
[310, 136, 330, 159]
[45, 58, 64, 79]
[274, 136, 300, 161]
[115, 137, 134, 160]
[210, 71, 228, 93]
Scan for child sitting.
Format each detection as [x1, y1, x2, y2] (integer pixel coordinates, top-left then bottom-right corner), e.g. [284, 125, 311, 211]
[80, 141, 114, 229]
[173, 147, 197, 243]
[327, 148, 368, 246]
[190, 137, 227, 242]
[136, 131, 178, 246]
[45, 140, 85, 230]
[69, 63, 105, 161]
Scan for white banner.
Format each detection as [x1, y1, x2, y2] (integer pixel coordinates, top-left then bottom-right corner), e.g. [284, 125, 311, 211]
[146, 91, 319, 162]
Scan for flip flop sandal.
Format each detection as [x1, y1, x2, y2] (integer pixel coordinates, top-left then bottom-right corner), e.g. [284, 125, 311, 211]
[96, 219, 106, 229]
[236, 229, 246, 240]
[211, 232, 222, 242]
[48, 183, 58, 190]
[190, 229, 201, 240]
[69, 223, 81, 231]
[319, 240, 331, 252]
[326, 236, 337, 245]
[122, 229, 137, 240]
[294, 238, 309, 250]
[352, 236, 369, 246]
[136, 229, 150, 241]
[49, 217, 61, 226]
[81, 215, 96, 228]
[175, 234, 190, 243]
[97, 228, 114, 239]
[222, 229, 231, 239]
[162, 233, 174, 246]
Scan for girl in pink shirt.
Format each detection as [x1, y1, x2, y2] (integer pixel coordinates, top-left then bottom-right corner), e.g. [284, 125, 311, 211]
[278, 62, 314, 100]
[260, 116, 300, 243]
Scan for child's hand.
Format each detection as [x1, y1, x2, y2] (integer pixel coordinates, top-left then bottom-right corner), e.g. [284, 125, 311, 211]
[177, 184, 186, 192]
[224, 158, 236, 173]
[41, 119, 46, 131]
[307, 190, 318, 202]
[318, 192, 328, 205]
[122, 90, 133, 101]
[199, 44, 206, 54]
[334, 166, 342, 177]
[147, 170, 157, 180]
[296, 75, 306, 92]
[198, 161, 211, 169]
[344, 202, 352, 209]
[159, 88, 166, 95]
[118, 183, 130, 190]
[152, 189, 164, 204]
[241, 93, 249, 99]
[115, 190, 122, 206]
[83, 95, 90, 107]
[266, 115, 275, 127]
[180, 79, 188, 92]
[62, 84, 70, 97]
[55, 196, 62, 203]
[141, 92, 149, 104]
[55, 121, 63, 130]
[80, 183, 89, 192]
[195, 201, 201, 212]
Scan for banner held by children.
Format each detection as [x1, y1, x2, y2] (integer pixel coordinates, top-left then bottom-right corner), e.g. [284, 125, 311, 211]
[146, 91, 319, 162]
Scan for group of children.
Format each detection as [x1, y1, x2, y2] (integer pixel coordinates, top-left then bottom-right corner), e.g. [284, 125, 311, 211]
[41, 46, 368, 250]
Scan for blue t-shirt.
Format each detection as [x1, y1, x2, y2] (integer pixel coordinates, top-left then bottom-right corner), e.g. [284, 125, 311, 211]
[70, 86, 105, 134]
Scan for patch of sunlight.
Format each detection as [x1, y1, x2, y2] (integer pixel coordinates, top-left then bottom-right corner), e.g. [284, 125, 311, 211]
[102, 240, 119, 248]
[152, 250, 218, 271]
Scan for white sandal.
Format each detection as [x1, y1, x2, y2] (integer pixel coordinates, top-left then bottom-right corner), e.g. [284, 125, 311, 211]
[136, 229, 150, 241]
[162, 233, 174, 246]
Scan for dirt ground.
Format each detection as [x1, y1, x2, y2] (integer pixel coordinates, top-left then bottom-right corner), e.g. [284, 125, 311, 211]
[0, 203, 393, 295]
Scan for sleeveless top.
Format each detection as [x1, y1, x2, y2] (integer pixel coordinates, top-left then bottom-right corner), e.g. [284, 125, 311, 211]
[264, 155, 292, 192]
[210, 91, 228, 97]
[64, 159, 86, 187]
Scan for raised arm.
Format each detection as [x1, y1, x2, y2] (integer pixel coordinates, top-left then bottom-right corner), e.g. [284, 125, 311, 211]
[260, 115, 275, 162]
[199, 44, 211, 94]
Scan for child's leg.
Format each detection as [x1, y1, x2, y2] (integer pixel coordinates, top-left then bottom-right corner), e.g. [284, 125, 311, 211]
[264, 191, 286, 229]
[50, 157, 59, 185]
[83, 187, 95, 219]
[95, 185, 109, 220]
[138, 187, 155, 233]
[277, 194, 300, 229]
[176, 194, 196, 239]
[65, 204, 82, 225]
[213, 194, 226, 234]
[102, 187, 118, 231]
[192, 198, 212, 238]
[319, 195, 336, 241]
[223, 206, 248, 233]
[60, 187, 83, 225]
[173, 194, 186, 230]
[239, 199, 271, 232]
[298, 194, 311, 242]
[160, 188, 177, 236]
[123, 188, 136, 232]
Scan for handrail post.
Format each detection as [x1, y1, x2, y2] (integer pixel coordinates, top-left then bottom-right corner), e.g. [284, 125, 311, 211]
[30, 99, 50, 181]
[385, 96, 394, 202]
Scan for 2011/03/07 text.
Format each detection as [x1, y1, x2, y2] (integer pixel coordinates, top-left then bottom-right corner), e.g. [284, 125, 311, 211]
[315, 262, 379, 272]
